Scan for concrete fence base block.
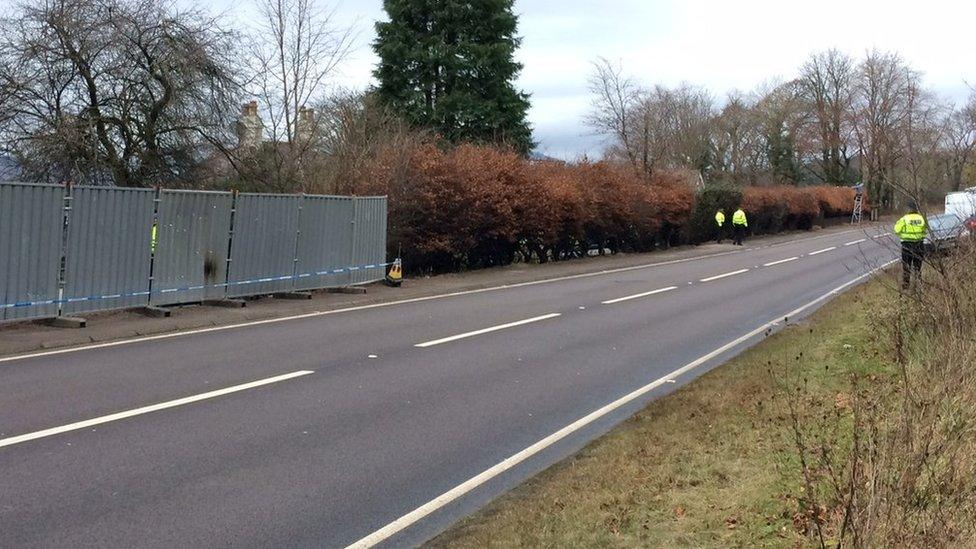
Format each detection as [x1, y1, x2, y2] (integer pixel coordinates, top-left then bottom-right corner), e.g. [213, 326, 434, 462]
[273, 292, 313, 300]
[139, 306, 172, 318]
[46, 316, 87, 329]
[326, 286, 368, 295]
[203, 299, 246, 309]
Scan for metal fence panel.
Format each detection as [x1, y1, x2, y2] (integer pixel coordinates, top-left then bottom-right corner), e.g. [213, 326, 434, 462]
[0, 183, 65, 321]
[227, 194, 301, 297]
[152, 190, 233, 305]
[62, 186, 155, 314]
[294, 196, 355, 290]
[350, 197, 388, 285]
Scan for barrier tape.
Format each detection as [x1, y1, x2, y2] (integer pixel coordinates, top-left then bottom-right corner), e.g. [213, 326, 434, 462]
[0, 261, 394, 310]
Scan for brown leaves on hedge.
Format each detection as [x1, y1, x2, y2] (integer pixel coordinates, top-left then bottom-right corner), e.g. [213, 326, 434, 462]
[354, 143, 695, 272]
[351, 142, 858, 273]
[742, 185, 860, 234]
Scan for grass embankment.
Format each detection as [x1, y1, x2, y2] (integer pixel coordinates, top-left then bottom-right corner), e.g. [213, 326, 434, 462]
[429, 274, 898, 548]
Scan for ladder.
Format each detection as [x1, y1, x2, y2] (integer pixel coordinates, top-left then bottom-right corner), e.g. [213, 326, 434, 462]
[851, 193, 863, 224]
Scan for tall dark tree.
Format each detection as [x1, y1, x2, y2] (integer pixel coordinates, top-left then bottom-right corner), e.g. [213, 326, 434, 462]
[373, 0, 533, 154]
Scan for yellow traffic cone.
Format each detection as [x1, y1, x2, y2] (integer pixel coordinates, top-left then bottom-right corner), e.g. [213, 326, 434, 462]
[385, 258, 402, 287]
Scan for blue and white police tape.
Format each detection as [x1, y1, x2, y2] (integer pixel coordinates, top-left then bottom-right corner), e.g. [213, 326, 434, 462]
[0, 260, 395, 310]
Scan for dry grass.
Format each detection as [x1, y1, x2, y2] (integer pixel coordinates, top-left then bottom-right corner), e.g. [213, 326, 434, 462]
[431, 240, 976, 549]
[429, 274, 898, 548]
[785, 241, 976, 547]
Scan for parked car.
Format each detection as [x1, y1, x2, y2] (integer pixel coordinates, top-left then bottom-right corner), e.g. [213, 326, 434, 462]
[924, 213, 969, 253]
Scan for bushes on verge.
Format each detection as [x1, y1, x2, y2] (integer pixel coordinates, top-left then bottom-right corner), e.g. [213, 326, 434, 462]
[354, 144, 863, 274]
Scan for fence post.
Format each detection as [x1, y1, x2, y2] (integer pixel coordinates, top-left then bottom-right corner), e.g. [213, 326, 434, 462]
[148, 186, 161, 301]
[350, 198, 360, 285]
[224, 189, 238, 292]
[56, 181, 72, 318]
[291, 194, 304, 285]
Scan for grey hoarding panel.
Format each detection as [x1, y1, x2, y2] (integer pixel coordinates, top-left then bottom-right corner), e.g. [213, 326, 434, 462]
[62, 186, 155, 314]
[152, 190, 233, 305]
[0, 183, 65, 321]
[227, 194, 301, 297]
[350, 197, 388, 285]
[294, 196, 355, 290]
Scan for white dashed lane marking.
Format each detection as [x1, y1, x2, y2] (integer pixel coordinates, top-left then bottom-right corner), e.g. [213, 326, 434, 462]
[415, 314, 562, 348]
[808, 246, 837, 256]
[699, 268, 750, 283]
[601, 286, 678, 305]
[763, 257, 799, 267]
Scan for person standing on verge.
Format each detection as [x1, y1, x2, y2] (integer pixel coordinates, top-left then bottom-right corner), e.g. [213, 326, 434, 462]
[715, 208, 726, 243]
[732, 207, 748, 246]
[894, 201, 927, 290]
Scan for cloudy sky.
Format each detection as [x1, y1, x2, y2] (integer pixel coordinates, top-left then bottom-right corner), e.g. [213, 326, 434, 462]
[215, 0, 975, 159]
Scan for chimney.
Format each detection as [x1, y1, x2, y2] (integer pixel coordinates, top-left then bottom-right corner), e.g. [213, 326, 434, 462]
[296, 106, 316, 143]
[236, 100, 264, 148]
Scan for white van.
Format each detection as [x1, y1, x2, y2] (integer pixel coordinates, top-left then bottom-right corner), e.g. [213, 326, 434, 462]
[945, 190, 976, 219]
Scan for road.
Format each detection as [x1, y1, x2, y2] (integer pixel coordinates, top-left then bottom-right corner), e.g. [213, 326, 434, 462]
[0, 227, 897, 548]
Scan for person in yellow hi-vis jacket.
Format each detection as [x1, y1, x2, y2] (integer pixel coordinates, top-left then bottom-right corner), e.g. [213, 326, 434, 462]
[731, 207, 748, 246]
[714, 209, 726, 243]
[894, 202, 927, 290]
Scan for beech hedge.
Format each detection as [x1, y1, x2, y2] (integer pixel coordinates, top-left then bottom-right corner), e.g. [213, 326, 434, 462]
[352, 144, 863, 274]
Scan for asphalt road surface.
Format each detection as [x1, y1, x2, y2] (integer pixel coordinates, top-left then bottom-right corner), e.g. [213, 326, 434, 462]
[0, 227, 898, 548]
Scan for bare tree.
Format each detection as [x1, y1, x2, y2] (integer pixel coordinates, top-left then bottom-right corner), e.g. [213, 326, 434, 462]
[251, 0, 353, 144]
[586, 50, 964, 205]
[587, 61, 716, 179]
[799, 49, 857, 184]
[311, 90, 422, 194]
[586, 57, 644, 171]
[902, 80, 945, 203]
[712, 91, 764, 184]
[0, 0, 242, 186]
[237, 0, 355, 191]
[655, 83, 715, 176]
[751, 79, 808, 184]
[940, 92, 976, 192]
[850, 50, 916, 207]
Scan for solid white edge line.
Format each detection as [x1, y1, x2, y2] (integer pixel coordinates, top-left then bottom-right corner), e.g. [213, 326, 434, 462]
[0, 227, 874, 366]
[844, 238, 867, 246]
[601, 286, 679, 305]
[415, 314, 562, 348]
[0, 370, 314, 450]
[763, 256, 799, 267]
[345, 258, 899, 549]
[808, 246, 837, 256]
[699, 268, 749, 282]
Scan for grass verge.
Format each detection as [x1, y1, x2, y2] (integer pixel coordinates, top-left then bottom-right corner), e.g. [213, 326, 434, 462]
[428, 273, 899, 548]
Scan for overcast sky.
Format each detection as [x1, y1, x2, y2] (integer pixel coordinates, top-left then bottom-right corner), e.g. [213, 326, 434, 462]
[214, 0, 975, 159]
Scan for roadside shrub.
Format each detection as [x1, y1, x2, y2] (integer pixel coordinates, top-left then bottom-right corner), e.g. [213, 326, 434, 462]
[781, 187, 820, 229]
[689, 184, 743, 243]
[647, 171, 694, 248]
[353, 142, 869, 274]
[742, 187, 789, 234]
[809, 185, 869, 218]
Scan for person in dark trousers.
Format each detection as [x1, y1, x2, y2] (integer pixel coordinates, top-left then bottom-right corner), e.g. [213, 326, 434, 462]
[714, 208, 726, 243]
[894, 202, 927, 290]
[731, 207, 748, 246]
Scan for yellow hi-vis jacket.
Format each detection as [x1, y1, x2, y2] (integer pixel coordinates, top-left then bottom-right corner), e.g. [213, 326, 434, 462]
[732, 209, 748, 227]
[894, 213, 926, 242]
[715, 211, 725, 227]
